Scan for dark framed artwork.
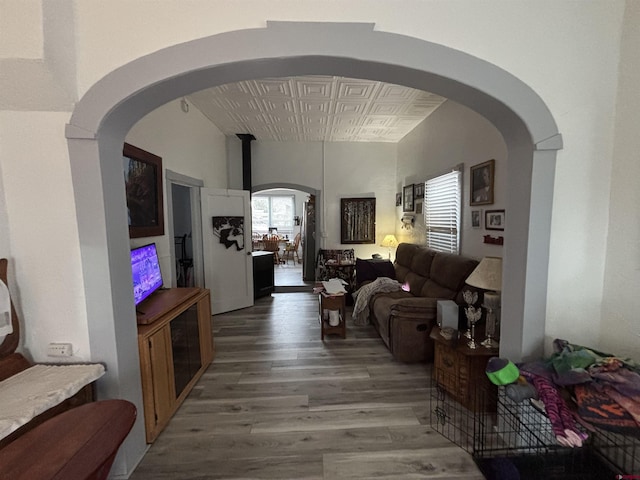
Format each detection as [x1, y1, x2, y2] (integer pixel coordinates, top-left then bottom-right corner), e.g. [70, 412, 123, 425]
[341, 197, 376, 244]
[212, 216, 245, 251]
[403, 184, 415, 212]
[485, 209, 505, 231]
[123, 143, 164, 238]
[471, 209, 482, 229]
[395, 192, 402, 207]
[415, 201, 423, 215]
[414, 182, 424, 199]
[470, 159, 495, 206]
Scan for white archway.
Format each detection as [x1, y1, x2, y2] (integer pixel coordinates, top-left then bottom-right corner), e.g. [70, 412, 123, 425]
[253, 182, 321, 282]
[66, 22, 561, 472]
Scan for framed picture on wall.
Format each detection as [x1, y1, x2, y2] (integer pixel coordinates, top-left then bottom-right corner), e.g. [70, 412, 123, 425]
[485, 209, 505, 231]
[414, 182, 424, 199]
[341, 197, 376, 244]
[396, 192, 402, 206]
[403, 184, 415, 212]
[471, 209, 482, 228]
[123, 143, 164, 238]
[470, 159, 495, 206]
[415, 201, 423, 215]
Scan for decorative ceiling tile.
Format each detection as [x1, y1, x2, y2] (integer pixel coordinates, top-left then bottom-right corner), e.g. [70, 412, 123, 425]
[187, 75, 446, 142]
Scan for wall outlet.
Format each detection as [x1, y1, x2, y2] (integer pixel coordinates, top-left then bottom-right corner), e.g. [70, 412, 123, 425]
[47, 342, 73, 357]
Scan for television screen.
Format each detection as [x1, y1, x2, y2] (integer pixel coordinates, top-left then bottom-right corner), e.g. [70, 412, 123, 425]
[130, 243, 163, 306]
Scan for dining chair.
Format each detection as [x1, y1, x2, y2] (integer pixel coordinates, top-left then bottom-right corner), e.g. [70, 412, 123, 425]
[283, 233, 301, 264]
[263, 235, 282, 264]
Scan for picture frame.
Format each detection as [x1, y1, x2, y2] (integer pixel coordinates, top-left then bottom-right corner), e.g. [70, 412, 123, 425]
[340, 197, 376, 244]
[403, 184, 415, 212]
[415, 201, 423, 215]
[485, 209, 505, 231]
[470, 159, 495, 206]
[123, 143, 164, 238]
[414, 182, 424, 199]
[471, 209, 482, 229]
[212, 216, 245, 251]
[395, 192, 402, 207]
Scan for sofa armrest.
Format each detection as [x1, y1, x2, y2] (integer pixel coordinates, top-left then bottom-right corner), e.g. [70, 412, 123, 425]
[389, 297, 438, 315]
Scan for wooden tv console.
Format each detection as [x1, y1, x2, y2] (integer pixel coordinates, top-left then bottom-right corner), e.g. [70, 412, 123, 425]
[136, 288, 214, 443]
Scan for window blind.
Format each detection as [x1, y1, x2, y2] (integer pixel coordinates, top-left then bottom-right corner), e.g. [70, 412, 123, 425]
[424, 170, 461, 254]
[251, 195, 295, 236]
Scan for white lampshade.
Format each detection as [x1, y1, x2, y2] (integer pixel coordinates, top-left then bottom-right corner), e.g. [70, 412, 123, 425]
[466, 256, 502, 292]
[380, 235, 399, 248]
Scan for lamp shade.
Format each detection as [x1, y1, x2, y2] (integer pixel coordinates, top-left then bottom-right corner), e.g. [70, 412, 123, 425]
[466, 256, 502, 292]
[380, 235, 399, 248]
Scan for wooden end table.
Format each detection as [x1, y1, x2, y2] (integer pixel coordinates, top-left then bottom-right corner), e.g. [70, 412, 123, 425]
[318, 291, 346, 340]
[430, 326, 498, 411]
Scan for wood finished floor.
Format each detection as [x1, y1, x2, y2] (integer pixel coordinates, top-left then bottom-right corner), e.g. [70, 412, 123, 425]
[130, 292, 484, 479]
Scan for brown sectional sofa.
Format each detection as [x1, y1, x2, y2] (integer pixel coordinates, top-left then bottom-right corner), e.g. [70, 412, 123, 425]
[367, 243, 479, 363]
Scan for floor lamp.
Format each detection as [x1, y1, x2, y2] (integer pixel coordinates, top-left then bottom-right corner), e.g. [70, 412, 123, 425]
[465, 256, 503, 349]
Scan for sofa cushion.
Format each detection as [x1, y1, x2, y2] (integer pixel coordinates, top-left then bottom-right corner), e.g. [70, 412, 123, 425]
[409, 247, 437, 277]
[429, 252, 478, 292]
[420, 279, 457, 300]
[394, 264, 411, 284]
[395, 243, 420, 269]
[404, 272, 428, 296]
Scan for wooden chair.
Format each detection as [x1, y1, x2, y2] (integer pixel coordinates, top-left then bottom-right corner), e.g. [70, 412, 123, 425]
[283, 233, 301, 264]
[262, 235, 282, 264]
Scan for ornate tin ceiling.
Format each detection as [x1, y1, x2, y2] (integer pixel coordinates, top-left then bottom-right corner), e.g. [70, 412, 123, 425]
[187, 76, 446, 143]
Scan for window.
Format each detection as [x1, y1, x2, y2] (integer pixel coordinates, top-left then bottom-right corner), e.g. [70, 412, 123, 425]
[251, 195, 294, 236]
[424, 169, 462, 254]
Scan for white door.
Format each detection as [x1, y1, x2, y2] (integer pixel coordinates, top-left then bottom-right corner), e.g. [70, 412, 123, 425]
[201, 188, 253, 314]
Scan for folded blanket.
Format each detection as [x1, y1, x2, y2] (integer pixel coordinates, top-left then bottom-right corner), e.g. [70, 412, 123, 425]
[352, 277, 402, 326]
[0, 363, 105, 440]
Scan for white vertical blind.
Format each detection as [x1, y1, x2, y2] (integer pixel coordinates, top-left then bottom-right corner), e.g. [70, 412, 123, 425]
[424, 169, 461, 253]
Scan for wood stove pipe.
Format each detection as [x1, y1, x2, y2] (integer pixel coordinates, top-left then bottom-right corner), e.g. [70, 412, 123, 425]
[236, 134, 256, 192]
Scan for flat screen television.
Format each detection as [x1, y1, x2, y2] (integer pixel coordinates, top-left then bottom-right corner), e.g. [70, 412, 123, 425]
[130, 243, 163, 306]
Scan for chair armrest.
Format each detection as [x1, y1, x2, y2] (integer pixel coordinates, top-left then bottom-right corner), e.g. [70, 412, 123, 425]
[389, 297, 438, 315]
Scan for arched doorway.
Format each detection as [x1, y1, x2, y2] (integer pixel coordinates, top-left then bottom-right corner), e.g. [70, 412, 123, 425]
[253, 182, 321, 288]
[66, 22, 561, 471]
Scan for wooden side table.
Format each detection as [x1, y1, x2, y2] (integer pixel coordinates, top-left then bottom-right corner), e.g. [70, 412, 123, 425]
[430, 326, 498, 411]
[318, 291, 346, 340]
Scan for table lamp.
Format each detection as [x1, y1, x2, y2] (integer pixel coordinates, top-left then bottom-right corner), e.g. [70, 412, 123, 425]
[380, 234, 399, 260]
[465, 256, 502, 349]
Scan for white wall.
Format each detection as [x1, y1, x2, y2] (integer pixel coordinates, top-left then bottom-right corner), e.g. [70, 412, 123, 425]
[0, 111, 89, 360]
[126, 98, 227, 287]
[396, 100, 508, 260]
[600, 1, 640, 360]
[251, 140, 397, 259]
[0, 156, 10, 258]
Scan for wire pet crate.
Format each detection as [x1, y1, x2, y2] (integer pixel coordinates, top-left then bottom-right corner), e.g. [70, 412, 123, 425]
[430, 375, 640, 479]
